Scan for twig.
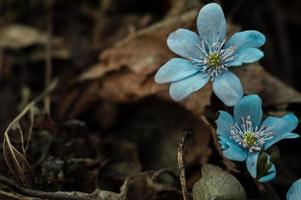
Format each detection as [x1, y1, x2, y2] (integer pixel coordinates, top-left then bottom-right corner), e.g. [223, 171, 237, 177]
[152, 168, 179, 183]
[44, 0, 53, 114]
[177, 131, 192, 200]
[200, 116, 238, 172]
[25, 107, 35, 151]
[0, 175, 95, 200]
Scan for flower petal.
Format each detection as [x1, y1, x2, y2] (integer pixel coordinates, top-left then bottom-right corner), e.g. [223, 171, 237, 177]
[264, 132, 299, 150]
[246, 152, 259, 178]
[167, 28, 201, 59]
[225, 30, 266, 50]
[233, 94, 263, 127]
[227, 48, 264, 67]
[155, 58, 200, 83]
[197, 3, 226, 44]
[262, 113, 299, 148]
[169, 72, 209, 101]
[216, 111, 234, 137]
[287, 179, 301, 200]
[219, 136, 248, 161]
[212, 71, 243, 106]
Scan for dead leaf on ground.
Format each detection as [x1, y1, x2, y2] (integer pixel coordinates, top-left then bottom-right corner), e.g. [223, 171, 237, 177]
[0, 24, 69, 59]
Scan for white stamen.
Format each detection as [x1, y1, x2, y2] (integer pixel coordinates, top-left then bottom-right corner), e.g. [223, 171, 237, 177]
[193, 38, 236, 81]
[230, 116, 273, 152]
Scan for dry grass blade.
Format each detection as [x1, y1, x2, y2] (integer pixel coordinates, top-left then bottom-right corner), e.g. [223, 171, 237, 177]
[3, 121, 32, 187]
[2, 80, 57, 187]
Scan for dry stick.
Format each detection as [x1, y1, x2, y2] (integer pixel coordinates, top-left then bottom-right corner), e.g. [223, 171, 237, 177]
[152, 168, 179, 183]
[44, 0, 53, 114]
[200, 116, 238, 172]
[177, 131, 192, 200]
[0, 175, 95, 200]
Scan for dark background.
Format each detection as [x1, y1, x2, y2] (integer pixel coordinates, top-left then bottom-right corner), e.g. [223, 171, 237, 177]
[0, 0, 301, 199]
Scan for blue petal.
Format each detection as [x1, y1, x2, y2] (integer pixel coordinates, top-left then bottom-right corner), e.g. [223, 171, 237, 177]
[212, 71, 243, 106]
[287, 179, 301, 200]
[216, 111, 234, 137]
[197, 3, 226, 44]
[246, 152, 276, 182]
[225, 30, 266, 50]
[225, 30, 265, 67]
[167, 28, 201, 59]
[169, 72, 209, 101]
[227, 48, 264, 67]
[246, 152, 259, 178]
[155, 58, 200, 83]
[233, 94, 263, 127]
[262, 113, 299, 149]
[219, 136, 248, 161]
[265, 133, 299, 150]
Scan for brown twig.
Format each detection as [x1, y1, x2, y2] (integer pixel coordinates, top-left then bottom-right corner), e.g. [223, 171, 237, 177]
[200, 116, 238, 172]
[151, 168, 179, 183]
[44, 0, 53, 114]
[0, 175, 95, 200]
[177, 131, 192, 200]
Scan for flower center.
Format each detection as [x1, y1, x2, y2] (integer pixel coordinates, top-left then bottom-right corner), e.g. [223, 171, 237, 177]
[192, 39, 236, 81]
[207, 52, 221, 68]
[243, 132, 257, 149]
[230, 116, 273, 152]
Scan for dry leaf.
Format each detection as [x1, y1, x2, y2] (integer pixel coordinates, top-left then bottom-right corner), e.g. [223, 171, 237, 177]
[0, 24, 69, 59]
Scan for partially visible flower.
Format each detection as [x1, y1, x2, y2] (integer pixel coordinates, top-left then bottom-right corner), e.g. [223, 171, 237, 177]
[155, 3, 266, 106]
[287, 179, 301, 200]
[216, 94, 300, 182]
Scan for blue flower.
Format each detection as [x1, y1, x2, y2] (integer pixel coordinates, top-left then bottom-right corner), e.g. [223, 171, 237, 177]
[287, 179, 301, 200]
[154, 3, 266, 106]
[216, 94, 300, 182]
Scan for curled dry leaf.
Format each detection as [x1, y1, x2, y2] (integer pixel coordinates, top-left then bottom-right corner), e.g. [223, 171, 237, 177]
[3, 121, 32, 187]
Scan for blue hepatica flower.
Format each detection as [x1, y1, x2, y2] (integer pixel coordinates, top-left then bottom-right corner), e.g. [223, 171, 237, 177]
[154, 3, 266, 106]
[287, 179, 301, 200]
[216, 94, 300, 182]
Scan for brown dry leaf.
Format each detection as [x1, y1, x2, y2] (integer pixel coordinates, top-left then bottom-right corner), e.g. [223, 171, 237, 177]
[3, 121, 32, 187]
[0, 24, 69, 59]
